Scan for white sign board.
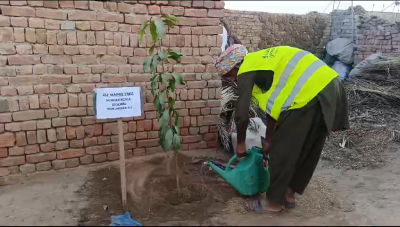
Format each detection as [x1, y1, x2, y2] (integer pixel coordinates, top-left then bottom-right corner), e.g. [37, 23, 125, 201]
[94, 87, 143, 119]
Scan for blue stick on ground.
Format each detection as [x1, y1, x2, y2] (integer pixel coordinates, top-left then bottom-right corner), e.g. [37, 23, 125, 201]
[110, 211, 142, 226]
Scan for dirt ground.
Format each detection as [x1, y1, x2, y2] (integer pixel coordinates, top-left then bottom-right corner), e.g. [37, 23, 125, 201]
[1, 148, 400, 226]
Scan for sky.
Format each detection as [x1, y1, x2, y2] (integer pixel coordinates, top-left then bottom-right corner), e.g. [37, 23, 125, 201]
[224, 1, 399, 15]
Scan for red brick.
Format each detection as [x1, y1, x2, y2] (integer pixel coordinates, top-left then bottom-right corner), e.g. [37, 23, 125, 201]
[148, 5, 160, 14]
[100, 55, 126, 65]
[0, 132, 15, 148]
[214, 1, 224, 8]
[26, 152, 56, 164]
[97, 136, 110, 145]
[117, 2, 133, 13]
[8, 55, 40, 65]
[125, 14, 150, 25]
[43, 0, 58, 8]
[29, 18, 45, 28]
[94, 154, 107, 163]
[184, 9, 207, 17]
[1, 6, 35, 17]
[67, 117, 81, 126]
[86, 144, 112, 155]
[45, 109, 58, 118]
[80, 155, 93, 164]
[57, 149, 85, 159]
[137, 139, 158, 148]
[181, 135, 202, 144]
[34, 84, 50, 94]
[68, 10, 97, 21]
[5, 122, 20, 132]
[131, 4, 146, 14]
[37, 130, 46, 144]
[74, 0, 88, 9]
[0, 156, 25, 167]
[89, 1, 103, 10]
[1, 87, 17, 96]
[13, 110, 44, 121]
[69, 140, 82, 148]
[0, 27, 13, 42]
[59, 1, 73, 8]
[98, 12, 123, 22]
[56, 127, 66, 140]
[54, 140, 69, 151]
[10, 17, 27, 27]
[84, 137, 97, 147]
[177, 17, 197, 26]
[21, 121, 36, 131]
[25, 144, 39, 154]
[36, 8, 67, 20]
[40, 143, 55, 152]
[8, 146, 24, 156]
[46, 129, 56, 142]
[208, 9, 224, 18]
[76, 21, 90, 31]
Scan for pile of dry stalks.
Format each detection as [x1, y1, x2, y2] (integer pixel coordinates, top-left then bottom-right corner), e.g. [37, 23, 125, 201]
[218, 79, 266, 152]
[322, 54, 400, 169]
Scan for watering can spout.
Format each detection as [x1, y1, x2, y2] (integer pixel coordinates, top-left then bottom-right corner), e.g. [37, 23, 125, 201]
[208, 162, 231, 182]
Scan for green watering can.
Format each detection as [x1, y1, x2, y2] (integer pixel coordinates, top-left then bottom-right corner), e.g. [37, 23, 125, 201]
[207, 147, 270, 196]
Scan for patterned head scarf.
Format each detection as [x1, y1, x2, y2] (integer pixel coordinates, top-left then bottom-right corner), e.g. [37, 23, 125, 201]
[216, 44, 248, 77]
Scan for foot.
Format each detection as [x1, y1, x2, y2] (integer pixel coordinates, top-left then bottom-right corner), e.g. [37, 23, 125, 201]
[261, 201, 283, 213]
[253, 199, 283, 213]
[285, 188, 295, 208]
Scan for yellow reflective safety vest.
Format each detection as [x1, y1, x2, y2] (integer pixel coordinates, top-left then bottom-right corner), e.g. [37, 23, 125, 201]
[238, 46, 338, 120]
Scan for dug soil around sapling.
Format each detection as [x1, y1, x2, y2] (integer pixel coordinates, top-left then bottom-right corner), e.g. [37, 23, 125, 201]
[76, 154, 247, 226]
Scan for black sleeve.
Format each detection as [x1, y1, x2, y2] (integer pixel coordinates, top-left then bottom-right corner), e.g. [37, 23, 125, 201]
[234, 72, 257, 144]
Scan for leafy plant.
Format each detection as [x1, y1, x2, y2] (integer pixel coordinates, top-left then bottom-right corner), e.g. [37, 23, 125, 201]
[140, 15, 185, 193]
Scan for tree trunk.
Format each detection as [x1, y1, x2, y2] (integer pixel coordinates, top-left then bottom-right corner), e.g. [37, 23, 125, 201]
[175, 154, 181, 195]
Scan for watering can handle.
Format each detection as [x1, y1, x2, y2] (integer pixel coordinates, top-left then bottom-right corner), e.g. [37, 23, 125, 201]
[225, 154, 237, 171]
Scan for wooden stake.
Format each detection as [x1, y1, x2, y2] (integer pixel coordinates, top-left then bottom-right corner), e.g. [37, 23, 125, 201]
[118, 119, 127, 209]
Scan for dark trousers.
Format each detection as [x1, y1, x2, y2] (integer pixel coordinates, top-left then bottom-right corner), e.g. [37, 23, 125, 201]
[266, 99, 327, 205]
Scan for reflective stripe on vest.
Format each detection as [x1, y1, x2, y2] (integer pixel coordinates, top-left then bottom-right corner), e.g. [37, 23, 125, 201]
[266, 50, 310, 115]
[238, 47, 338, 120]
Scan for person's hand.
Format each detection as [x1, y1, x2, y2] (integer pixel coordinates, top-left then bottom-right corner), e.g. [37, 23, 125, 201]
[236, 142, 247, 158]
[262, 140, 271, 155]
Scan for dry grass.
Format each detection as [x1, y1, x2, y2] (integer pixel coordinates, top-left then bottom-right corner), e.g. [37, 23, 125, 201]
[322, 54, 400, 170]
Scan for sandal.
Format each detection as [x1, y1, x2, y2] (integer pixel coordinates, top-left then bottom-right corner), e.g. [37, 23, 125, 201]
[284, 200, 296, 209]
[252, 200, 283, 213]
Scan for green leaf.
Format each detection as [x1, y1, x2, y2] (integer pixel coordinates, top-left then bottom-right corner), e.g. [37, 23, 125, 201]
[174, 110, 179, 127]
[161, 14, 178, 23]
[162, 108, 170, 122]
[154, 20, 166, 39]
[158, 117, 166, 130]
[163, 128, 174, 150]
[163, 20, 175, 28]
[159, 91, 166, 107]
[143, 56, 152, 73]
[149, 22, 158, 43]
[158, 50, 168, 60]
[151, 55, 158, 72]
[167, 50, 183, 62]
[139, 22, 148, 43]
[168, 79, 176, 92]
[160, 74, 168, 83]
[173, 125, 180, 135]
[172, 73, 185, 85]
[149, 45, 155, 56]
[168, 97, 175, 109]
[172, 134, 181, 151]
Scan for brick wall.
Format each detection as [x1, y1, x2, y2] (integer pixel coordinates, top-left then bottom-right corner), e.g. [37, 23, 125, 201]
[223, 10, 331, 58]
[331, 6, 400, 64]
[0, 0, 224, 177]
